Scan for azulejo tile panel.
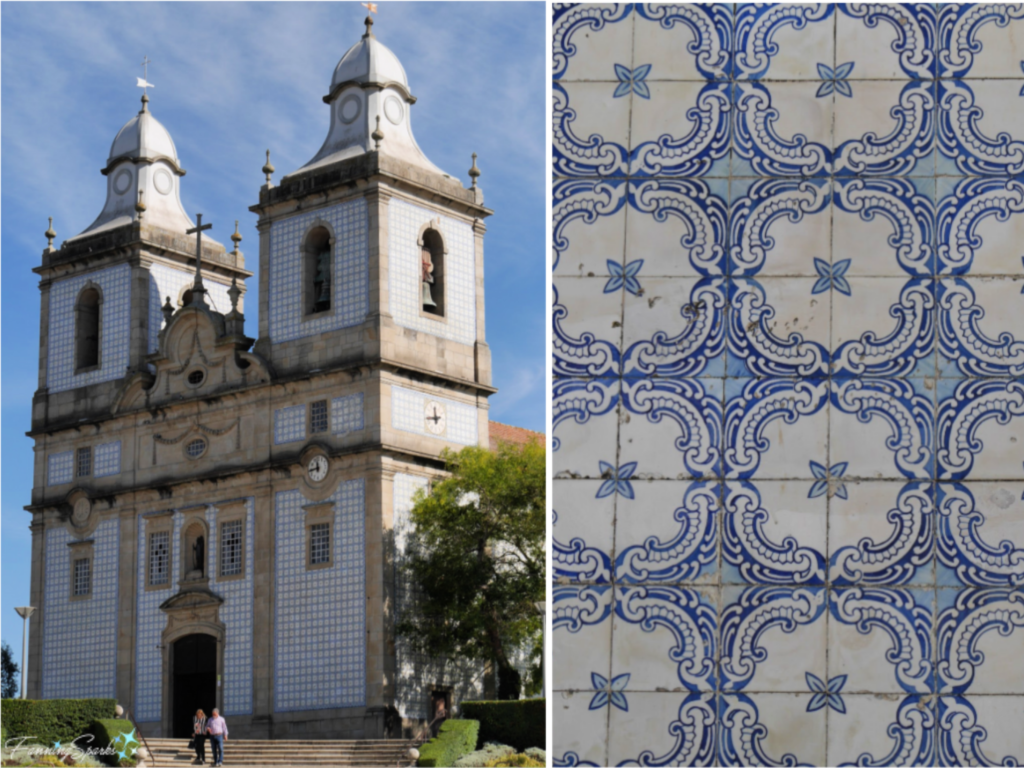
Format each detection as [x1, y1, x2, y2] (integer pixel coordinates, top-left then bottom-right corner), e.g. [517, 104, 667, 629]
[274, 481, 365, 712]
[42, 520, 119, 699]
[268, 199, 368, 343]
[46, 264, 131, 393]
[552, 4, 1024, 765]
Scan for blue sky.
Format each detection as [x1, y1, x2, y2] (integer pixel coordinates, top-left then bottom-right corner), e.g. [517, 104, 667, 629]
[1, 2, 545, 681]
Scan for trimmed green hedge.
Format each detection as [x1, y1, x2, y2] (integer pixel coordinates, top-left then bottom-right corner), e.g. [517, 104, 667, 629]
[0, 698, 116, 745]
[418, 719, 480, 767]
[459, 700, 545, 753]
[86, 719, 140, 766]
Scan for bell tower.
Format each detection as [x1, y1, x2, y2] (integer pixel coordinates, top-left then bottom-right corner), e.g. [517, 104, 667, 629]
[31, 92, 250, 434]
[250, 14, 492, 388]
[248, 14, 497, 724]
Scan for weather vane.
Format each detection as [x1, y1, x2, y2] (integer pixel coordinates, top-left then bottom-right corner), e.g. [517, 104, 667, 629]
[137, 56, 154, 96]
[361, 3, 377, 13]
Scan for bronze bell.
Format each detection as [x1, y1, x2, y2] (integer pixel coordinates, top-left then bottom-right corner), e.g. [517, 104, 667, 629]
[422, 281, 437, 307]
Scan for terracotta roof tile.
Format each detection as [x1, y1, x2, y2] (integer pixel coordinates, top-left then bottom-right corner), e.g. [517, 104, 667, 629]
[488, 420, 544, 452]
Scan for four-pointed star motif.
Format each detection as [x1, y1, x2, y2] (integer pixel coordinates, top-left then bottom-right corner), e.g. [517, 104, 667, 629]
[809, 460, 849, 500]
[604, 259, 644, 296]
[614, 64, 652, 99]
[812, 257, 852, 296]
[806, 671, 848, 713]
[816, 62, 855, 98]
[589, 672, 630, 711]
[596, 461, 637, 499]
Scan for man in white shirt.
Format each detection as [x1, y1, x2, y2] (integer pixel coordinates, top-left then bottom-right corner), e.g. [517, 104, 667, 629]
[205, 708, 229, 767]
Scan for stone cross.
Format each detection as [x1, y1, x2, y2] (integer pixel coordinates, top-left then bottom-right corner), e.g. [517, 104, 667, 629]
[186, 213, 212, 306]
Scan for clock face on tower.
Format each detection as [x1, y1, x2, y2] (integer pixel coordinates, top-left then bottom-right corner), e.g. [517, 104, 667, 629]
[424, 400, 447, 435]
[307, 455, 329, 483]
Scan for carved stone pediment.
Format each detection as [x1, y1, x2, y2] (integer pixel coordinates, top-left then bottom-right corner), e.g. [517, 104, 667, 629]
[113, 302, 271, 413]
[159, 587, 224, 613]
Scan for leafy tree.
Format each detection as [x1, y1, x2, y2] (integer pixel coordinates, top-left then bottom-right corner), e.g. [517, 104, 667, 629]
[2, 640, 19, 699]
[396, 440, 545, 700]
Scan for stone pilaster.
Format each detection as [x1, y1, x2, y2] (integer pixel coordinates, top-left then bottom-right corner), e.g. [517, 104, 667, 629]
[255, 219, 272, 349]
[250, 483, 275, 735]
[27, 515, 46, 699]
[129, 259, 152, 372]
[365, 187, 393, 324]
[364, 465, 389, 712]
[116, 507, 138, 710]
[472, 218, 491, 386]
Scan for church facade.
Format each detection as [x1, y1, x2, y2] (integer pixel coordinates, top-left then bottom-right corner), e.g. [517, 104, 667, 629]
[25, 18, 499, 739]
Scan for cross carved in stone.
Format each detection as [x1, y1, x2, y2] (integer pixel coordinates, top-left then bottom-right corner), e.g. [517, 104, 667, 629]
[186, 213, 212, 306]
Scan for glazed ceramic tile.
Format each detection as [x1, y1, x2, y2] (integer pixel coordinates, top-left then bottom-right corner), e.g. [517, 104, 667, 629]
[553, 4, 1024, 765]
[938, 695, 1024, 766]
[554, 480, 615, 584]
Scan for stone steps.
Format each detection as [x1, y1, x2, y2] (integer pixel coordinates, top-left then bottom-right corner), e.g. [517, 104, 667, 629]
[139, 738, 419, 768]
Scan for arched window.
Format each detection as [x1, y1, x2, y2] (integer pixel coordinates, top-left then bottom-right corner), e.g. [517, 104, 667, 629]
[421, 228, 445, 317]
[303, 227, 332, 315]
[75, 286, 101, 371]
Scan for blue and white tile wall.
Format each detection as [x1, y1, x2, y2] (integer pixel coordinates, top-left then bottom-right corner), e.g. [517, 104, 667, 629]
[552, 4, 1024, 765]
[135, 513, 181, 722]
[46, 264, 131, 393]
[268, 199, 368, 343]
[331, 392, 364, 435]
[274, 404, 307, 445]
[148, 263, 234, 352]
[41, 520, 119, 698]
[47, 450, 74, 486]
[206, 501, 255, 715]
[93, 440, 121, 477]
[388, 198, 476, 345]
[274, 480, 365, 712]
[392, 385, 479, 446]
[134, 503, 255, 722]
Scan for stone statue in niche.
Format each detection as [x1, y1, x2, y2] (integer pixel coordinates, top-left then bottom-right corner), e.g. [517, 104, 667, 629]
[187, 535, 205, 580]
[312, 249, 331, 312]
[421, 245, 436, 308]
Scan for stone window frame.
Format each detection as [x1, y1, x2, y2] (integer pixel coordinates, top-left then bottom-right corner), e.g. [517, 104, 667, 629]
[417, 220, 449, 323]
[145, 515, 174, 591]
[216, 501, 248, 583]
[67, 539, 94, 602]
[309, 399, 330, 435]
[184, 436, 208, 461]
[303, 502, 334, 571]
[300, 220, 337, 322]
[76, 446, 93, 478]
[74, 281, 104, 373]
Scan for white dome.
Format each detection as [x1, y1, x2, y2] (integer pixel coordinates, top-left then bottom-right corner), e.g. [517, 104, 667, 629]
[107, 99, 181, 169]
[331, 34, 408, 91]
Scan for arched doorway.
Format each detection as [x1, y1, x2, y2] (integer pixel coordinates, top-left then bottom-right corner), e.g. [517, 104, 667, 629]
[172, 634, 217, 738]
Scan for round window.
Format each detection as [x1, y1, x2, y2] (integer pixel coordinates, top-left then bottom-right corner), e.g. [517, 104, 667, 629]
[185, 438, 207, 459]
[187, 369, 205, 386]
